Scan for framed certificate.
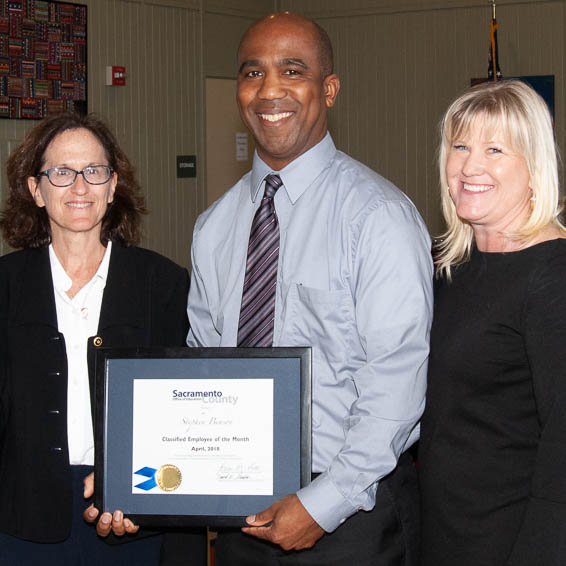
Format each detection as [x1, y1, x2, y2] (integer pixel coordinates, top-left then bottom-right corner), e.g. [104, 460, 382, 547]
[94, 347, 311, 527]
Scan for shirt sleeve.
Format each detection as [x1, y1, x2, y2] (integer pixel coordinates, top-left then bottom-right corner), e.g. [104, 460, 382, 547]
[507, 250, 566, 566]
[297, 200, 433, 532]
[187, 225, 222, 347]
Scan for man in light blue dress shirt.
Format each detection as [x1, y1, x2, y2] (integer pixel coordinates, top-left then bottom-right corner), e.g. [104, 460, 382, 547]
[187, 12, 433, 565]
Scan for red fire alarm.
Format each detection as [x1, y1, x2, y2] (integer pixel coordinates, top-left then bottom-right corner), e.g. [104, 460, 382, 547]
[105, 66, 127, 86]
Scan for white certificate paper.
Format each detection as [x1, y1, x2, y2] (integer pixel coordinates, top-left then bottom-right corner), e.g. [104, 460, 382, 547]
[131, 378, 273, 496]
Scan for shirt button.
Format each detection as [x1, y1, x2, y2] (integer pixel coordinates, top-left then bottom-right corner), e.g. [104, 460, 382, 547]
[93, 336, 103, 347]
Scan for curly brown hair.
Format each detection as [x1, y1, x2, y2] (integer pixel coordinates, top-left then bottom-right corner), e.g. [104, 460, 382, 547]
[0, 112, 147, 249]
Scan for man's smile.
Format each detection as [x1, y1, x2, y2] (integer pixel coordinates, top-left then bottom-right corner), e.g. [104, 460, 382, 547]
[258, 111, 294, 123]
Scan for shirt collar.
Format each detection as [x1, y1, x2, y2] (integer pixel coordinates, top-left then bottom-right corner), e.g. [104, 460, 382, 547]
[249, 132, 336, 204]
[49, 240, 112, 293]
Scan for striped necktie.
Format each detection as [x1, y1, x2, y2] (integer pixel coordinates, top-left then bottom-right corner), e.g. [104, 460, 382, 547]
[237, 174, 282, 347]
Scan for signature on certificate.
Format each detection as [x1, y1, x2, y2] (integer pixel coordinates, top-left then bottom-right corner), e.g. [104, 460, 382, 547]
[216, 462, 263, 481]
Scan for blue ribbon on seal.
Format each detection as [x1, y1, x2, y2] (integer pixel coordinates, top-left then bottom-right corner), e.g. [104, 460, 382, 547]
[134, 466, 158, 490]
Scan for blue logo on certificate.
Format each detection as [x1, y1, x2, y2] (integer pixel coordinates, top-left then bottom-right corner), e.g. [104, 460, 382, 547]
[134, 467, 158, 491]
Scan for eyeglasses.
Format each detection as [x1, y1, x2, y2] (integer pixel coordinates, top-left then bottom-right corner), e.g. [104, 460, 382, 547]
[38, 165, 114, 187]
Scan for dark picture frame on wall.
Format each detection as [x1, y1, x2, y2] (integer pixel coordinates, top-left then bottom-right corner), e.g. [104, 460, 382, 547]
[0, 0, 87, 119]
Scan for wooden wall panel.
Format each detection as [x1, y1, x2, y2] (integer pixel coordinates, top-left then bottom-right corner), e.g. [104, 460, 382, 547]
[281, 0, 565, 236]
[204, 13, 257, 78]
[87, 0, 203, 268]
[282, 0, 551, 18]
[206, 0, 275, 17]
[0, 117, 37, 257]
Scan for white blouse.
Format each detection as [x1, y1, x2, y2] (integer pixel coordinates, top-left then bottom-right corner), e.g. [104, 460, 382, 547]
[49, 241, 112, 465]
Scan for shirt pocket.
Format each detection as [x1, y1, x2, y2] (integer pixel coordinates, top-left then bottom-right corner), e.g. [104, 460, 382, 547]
[281, 283, 356, 375]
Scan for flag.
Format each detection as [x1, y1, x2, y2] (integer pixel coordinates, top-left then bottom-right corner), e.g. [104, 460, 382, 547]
[488, 1, 503, 81]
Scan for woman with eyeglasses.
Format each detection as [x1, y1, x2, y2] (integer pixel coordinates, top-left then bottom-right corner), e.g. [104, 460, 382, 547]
[0, 113, 206, 565]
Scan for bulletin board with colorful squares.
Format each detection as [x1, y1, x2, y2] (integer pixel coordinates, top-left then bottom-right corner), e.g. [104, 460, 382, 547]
[0, 0, 86, 119]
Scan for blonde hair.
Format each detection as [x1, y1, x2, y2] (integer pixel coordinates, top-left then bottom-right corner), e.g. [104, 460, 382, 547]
[435, 80, 565, 278]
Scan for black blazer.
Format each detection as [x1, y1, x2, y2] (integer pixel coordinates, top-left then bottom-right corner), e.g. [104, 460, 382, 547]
[0, 243, 189, 543]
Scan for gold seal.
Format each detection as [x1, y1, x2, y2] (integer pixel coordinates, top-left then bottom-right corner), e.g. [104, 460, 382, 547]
[156, 464, 182, 492]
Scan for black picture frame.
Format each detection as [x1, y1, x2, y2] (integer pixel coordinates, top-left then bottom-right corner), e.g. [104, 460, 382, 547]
[94, 347, 312, 527]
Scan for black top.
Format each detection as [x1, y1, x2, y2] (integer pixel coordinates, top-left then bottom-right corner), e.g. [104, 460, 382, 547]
[420, 239, 566, 566]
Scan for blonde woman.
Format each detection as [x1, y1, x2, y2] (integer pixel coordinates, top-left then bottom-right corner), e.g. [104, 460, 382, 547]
[419, 80, 566, 566]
